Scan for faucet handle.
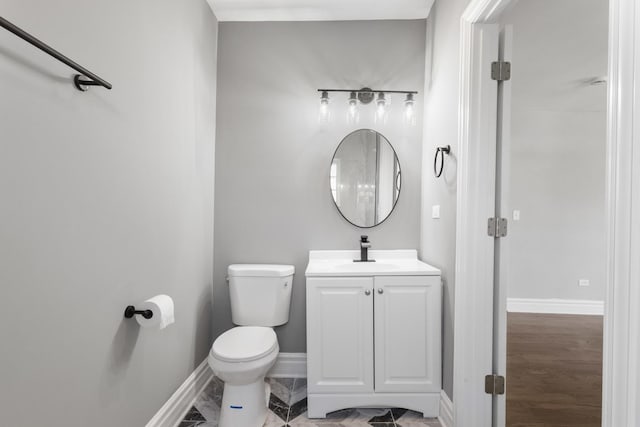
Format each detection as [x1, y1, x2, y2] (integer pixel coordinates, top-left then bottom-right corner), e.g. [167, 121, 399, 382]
[360, 235, 371, 249]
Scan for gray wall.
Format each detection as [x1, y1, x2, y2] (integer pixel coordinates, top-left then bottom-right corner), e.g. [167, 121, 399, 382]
[420, 0, 473, 400]
[0, 1, 218, 426]
[213, 20, 426, 352]
[503, 0, 608, 301]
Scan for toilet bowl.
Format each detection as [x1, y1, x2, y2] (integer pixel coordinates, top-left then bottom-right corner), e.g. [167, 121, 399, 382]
[209, 326, 279, 427]
[208, 264, 294, 427]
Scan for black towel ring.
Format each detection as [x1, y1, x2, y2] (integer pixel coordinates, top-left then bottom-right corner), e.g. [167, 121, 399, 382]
[434, 145, 451, 178]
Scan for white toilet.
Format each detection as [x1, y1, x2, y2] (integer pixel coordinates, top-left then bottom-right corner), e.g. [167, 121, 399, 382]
[208, 264, 294, 427]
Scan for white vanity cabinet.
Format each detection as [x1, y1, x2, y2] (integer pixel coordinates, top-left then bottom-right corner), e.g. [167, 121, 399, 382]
[306, 277, 375, 393]
[373, 275, 441, 394]
[305, 250, 442, 418]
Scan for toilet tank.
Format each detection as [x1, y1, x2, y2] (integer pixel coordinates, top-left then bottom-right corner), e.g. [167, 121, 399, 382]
[228, 264, 295, 326]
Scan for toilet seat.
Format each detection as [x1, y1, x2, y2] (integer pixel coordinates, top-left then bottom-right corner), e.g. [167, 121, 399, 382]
[212, 326, 277, 363]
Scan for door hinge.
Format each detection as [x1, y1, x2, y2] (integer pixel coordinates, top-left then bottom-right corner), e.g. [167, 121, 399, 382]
[485, 374, 505, 395]
[491, 61, 511, 81]
[488, 217, 508, 237]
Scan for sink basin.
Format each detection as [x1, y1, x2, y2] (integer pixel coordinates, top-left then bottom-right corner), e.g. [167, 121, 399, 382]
[331, 262, 402, 273]
[305, 250, 440, 277]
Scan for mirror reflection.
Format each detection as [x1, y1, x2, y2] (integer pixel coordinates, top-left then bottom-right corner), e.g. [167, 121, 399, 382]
[330, 129, 401, 228]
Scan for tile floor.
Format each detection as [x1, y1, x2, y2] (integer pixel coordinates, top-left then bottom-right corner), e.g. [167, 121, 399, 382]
[179, 377, 442, 427]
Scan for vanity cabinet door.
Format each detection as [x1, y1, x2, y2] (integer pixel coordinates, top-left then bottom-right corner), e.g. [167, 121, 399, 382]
[373, 275, 442, 393]
[306, 277, 374, 393]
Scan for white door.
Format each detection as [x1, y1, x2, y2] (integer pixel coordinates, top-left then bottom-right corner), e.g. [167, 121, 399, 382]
[374, 276, 442, 393]
[493, 25, 513, 427]
[306, 277, 374, 393]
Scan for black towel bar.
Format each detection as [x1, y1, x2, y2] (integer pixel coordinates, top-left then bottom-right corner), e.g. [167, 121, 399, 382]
[0, 16, 112, 91]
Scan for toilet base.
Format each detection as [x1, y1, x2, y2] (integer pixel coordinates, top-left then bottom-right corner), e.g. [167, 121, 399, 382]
[218, 379, 271, 427]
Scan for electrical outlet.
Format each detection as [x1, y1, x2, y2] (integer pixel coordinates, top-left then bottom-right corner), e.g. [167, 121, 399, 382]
[579, 279, 590, 287]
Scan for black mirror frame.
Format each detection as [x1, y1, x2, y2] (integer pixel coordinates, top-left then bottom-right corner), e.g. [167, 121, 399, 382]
[329, 128, 402, 229]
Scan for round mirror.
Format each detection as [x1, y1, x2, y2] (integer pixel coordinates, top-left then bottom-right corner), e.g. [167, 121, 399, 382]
[330, 129, 401, 228]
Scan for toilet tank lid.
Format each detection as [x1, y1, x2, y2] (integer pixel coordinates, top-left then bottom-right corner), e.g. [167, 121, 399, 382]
[228, 264, 295, 277]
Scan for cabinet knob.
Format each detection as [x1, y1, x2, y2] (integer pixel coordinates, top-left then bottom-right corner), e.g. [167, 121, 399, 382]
[377, 288, 384, 294]
[365, 289, 371, 296]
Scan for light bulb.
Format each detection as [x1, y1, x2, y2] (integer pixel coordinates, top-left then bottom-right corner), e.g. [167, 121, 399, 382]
[375, 92, 387, 124]
[347, 91, 359, 124]
[404, 93, 416, 126]
[319, 91, 330, 123]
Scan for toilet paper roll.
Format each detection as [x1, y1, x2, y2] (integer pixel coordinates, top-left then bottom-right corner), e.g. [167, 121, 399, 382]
[136, 294, 175, 330]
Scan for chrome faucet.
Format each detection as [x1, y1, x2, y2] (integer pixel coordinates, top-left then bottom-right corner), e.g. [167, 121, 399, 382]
[355, 235, 374, 262]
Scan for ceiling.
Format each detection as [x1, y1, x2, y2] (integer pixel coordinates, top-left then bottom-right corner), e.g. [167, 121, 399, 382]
[206, 0, 434, 22]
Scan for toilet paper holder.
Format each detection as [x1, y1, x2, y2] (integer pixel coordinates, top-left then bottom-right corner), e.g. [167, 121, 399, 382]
[124, 305, 153, 319]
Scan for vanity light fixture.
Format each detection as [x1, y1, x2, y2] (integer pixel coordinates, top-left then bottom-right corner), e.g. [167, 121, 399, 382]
[318, 90, 330, 123]
[317, 88, 418, 124]
[375, 92, 387, 124]
[404, 93, 416, 126]
[347, 91, 359, 124]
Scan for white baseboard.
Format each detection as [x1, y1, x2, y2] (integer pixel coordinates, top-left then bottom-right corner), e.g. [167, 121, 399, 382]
[267, 352, 307, 378]
[146, 358, 214, 427]
[438, 390, 453, 427]
[507, 298, 604, 315]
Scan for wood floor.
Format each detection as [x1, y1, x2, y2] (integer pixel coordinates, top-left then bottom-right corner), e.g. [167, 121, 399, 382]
[506, 313, 603, 427]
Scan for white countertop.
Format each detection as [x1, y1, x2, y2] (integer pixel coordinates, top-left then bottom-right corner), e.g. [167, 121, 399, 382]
[305, 250, 441, 277]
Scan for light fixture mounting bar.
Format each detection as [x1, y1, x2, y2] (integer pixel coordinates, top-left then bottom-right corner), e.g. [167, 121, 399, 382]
[317, 89, 418, 95]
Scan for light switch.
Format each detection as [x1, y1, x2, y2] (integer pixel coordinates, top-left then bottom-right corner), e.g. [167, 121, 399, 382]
[513, 210, 520, 221]
[432, 205, 441, 219]
[579, 279, 590, 287]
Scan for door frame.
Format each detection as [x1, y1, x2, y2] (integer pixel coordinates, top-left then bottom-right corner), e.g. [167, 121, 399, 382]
[453, 0, 640, 425]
